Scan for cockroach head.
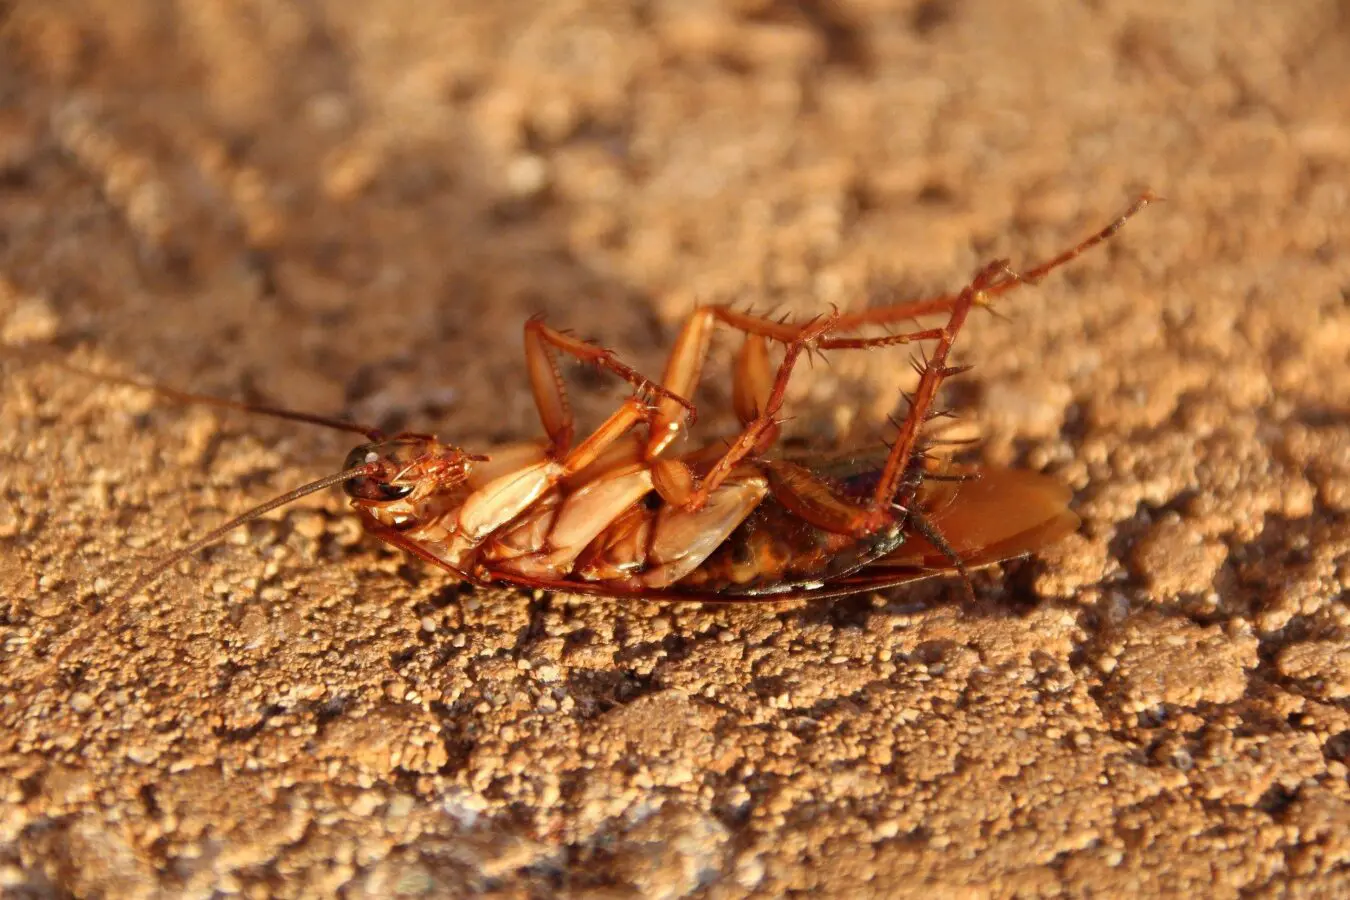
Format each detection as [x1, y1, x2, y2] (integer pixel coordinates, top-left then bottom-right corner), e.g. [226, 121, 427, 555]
[341, 435, 482, 504]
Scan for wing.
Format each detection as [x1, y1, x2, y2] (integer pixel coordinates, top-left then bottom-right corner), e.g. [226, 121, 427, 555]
[878, 466, 1079, 569]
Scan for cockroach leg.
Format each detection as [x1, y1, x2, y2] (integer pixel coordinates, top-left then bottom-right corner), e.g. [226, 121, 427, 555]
[905, 507, 978, 605]
[858, 192, 1159, 529]
[680, 194, 1160, 544]
[644, 303, 877, 460]
[731, 333, 773, 423]
[645, 306, 718, 457]
[358, 510, 481, 584]
[1000, 190, 1158, 287]
[523, 315, 695, 456]
[641, 249, 1049, 459]
[822, 190, 1161, 330]
[640, 290, 965, 513]
[679, 308, 970, 517]
[558, 397, 655, 474]
[677, 312, 838, 511]
[856, 264, 992, 535]
[646, 305, 832, 457]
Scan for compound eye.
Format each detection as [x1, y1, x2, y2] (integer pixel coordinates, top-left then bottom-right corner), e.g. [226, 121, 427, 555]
[344, 444, 380, 472]
[342, 443, 414, 502]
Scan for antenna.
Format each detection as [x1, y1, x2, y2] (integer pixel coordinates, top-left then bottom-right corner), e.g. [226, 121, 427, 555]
[119, 463, 379, 600]
[41, 462, 380, 679]
[4, 344, 382, 439]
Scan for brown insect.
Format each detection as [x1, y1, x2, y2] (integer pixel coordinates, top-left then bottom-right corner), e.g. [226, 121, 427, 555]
[26, 194, 1152, 670]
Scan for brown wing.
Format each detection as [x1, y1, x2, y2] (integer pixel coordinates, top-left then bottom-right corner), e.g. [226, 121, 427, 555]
[878, 466, 1079, 569]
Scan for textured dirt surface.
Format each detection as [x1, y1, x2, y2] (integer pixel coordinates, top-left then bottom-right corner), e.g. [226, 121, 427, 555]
[2, 1, 1349, 897]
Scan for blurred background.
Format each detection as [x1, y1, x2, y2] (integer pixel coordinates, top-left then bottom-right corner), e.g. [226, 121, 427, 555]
[2, 2, 1348, 898]
[5, 1, 1343, 446]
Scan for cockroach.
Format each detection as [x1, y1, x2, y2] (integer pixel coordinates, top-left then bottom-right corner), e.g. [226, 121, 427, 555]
[22, 193, 1153, 673]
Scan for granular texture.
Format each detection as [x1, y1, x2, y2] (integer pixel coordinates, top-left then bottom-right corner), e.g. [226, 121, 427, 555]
[2, 1, 1348, 897]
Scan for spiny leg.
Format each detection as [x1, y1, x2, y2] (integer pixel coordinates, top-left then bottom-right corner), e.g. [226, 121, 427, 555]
[646, 303, 941, 458]
[523, 315, 695, 456]
[678, 310, 976, 512]
[759, 197, 1157, 577]
[857, 194, 1159, 527]
[906, 505, 979, 605]
[704, 297, 978, 535]
[525, 292, 974, 517]
[685, 263, 994, 540]
[851, 193, 1159, 527]
[649, 191, 1157, 504]
[676, 313, 835, 510]
[641, 295, 990, 509]
[992, 189, 1158, 286]
[646, 308, 942, 509]
[673, 265, 989, 605]
[646, 301, 966, 474]
[730, 321, 958, 416]
[645, 191, 1156, 455]
[825, 190, 1160, 332]
[849, 261, 1011, 536]
[646, 305, 842, 458]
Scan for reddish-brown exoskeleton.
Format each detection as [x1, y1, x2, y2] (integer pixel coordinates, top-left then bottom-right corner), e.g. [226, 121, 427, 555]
[34, 193, 1153, 661]
[323, 193, 1152, 601]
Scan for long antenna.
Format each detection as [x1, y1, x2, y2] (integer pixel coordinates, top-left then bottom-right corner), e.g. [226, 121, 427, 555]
[120, 464, 379, 600]
[40, 463, 380, 680]
[5, 344, 382, 439]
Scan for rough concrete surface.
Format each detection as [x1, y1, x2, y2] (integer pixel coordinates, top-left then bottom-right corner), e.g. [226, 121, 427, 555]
[1, 1, 1348, 897]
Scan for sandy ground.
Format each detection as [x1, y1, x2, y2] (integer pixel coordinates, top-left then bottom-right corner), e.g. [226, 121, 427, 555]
[2, 1, 1349, 897]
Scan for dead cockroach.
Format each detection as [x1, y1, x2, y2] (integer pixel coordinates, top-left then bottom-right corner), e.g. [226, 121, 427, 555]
[24, 193, 1153, 671]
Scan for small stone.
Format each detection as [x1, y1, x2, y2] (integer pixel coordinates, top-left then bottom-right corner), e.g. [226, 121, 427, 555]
[349, 792, 384, 817]
[1106, 614, 1258, 711]
[125, 744, 160, 765]
[291, 510, 327, 540]
[1277, 641, 1350, 699]
[31, 593, 67, 619]
[504, 154, 548, 197]
[385, 793, 415, 819]
[1, 283, 60, 345]
[1129, 516, 1228, 597]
